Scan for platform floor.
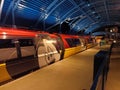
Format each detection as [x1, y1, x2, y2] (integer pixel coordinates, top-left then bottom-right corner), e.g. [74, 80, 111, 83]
[105, 47, 120, 90]
[0, 45, 110, 90]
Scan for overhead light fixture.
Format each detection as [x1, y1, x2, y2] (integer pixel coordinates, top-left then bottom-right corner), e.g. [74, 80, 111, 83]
[92, 11, 96, 14]
[18, 4, 25, 9]
[87, 4, 90, 7]
[40, 7, 46, 11]
[67, 18, 71, 21]
[45, 13, 48, 19]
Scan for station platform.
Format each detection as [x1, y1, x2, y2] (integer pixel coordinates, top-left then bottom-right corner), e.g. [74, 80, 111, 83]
[0, 45, 111, 90]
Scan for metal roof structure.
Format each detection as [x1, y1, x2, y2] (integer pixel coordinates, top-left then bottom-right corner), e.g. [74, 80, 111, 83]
[0, 0, 120, 35]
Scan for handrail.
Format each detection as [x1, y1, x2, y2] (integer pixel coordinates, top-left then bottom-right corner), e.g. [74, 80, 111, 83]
[90, 44, 113, 90]
[90, 55, 108, 90]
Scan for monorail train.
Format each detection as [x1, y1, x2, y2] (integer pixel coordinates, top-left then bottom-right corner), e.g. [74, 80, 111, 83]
[0, 27, 96, 84]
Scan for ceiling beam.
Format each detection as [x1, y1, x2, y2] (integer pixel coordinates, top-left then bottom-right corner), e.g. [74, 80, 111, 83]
[2, 0, 15, 24]
[0, 0, 5, 21]
[103, 0, 110, 24]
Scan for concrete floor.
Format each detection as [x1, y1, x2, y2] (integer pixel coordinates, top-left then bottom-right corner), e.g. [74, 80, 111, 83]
[0, 45, 110, 90]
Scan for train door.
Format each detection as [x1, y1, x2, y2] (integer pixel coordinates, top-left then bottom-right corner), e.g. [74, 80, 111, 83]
[35, 34, 61, 67]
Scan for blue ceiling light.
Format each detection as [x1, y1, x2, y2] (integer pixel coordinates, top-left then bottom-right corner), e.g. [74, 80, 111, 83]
[87, 3, 90, 7]
[92, 11, 96, 14]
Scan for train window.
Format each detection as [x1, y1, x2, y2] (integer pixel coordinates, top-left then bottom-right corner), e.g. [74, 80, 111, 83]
[71, 39, 76, 47]
[19, 39, 34, 47]
[66, 39, 75, 47]
[0, 39, 15, 48]
[74, 39, 80, 46]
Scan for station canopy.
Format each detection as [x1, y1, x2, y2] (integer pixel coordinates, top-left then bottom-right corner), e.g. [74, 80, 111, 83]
[0, 0, 120, 35]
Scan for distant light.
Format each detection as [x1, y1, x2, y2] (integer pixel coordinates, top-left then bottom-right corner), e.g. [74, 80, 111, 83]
[18, 4, 25, 9]
[87, 4, 90, 7]
[110, 30, 112, 32]
[113, 40, 116, 43]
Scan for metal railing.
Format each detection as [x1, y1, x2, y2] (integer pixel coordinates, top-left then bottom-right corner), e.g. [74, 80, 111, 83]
[90, 44, 113, 90]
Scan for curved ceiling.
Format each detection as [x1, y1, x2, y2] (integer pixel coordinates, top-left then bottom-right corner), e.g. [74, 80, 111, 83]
[0, 0, 120, 35]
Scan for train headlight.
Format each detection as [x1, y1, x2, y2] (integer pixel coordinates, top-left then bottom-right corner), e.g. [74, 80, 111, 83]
[3, 35, 7, 39]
